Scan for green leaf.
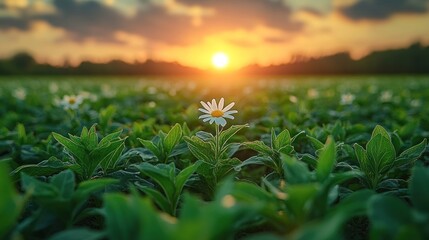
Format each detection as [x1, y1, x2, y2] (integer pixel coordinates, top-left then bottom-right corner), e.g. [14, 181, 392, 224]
[135, 183, 172, 214]
[134, 163, 176, 202]
[286, 183, 319, 220]
[88, 140, 123, 176]
[104, 192, 172, 240]
[99, 105, 117, 128]
[163, 123, 182, 155]
[274, 129, 291, 150]
[399, 138, 427, 161]
[219, 124, 248, 149]
[52, 132, 87, 165]
[291, 131, 306, 143]
[50, 170, 75, 199]
[0, 163, 23, 238]
[368, 195, 414, 239]
[366, 134, 396, 174]
[307, 136, 324, 150]
[21, 173, 58, 198]
[73, 178, 119, 205]
[243, 141, 274, 156]
[316, 136, 336, 182]
[184, 136, 213, 162]
[371, 125, 390, 140]
[409, 165, 429, 213]
[282, 155, 311, 184]
[294, 190, 374, 240]
[87, 125, 99, 150]
[16, 123, 27, 144]
[99, 130, 122, 146]
[99, 142, 125, 171]
[234, 156, 276, 172]
[139, 139, 161, 159]
[48, 228, 104, 240]
[10, 157, 69, 180]
[103, 194, 141, 240]
[354, 143, 368, 171]
[175, 161, 201, 199]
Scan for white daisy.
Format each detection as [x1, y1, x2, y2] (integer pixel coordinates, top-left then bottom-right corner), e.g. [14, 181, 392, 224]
[340, 93, 355, 105]
[60, 95, 83, 110]
[13, 88, 27, 100]
[198, 98, 237, 127]
[380, 90, 393, 102]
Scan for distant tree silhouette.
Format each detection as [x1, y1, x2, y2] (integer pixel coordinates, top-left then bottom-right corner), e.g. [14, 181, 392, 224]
[0, 43, 428, 75]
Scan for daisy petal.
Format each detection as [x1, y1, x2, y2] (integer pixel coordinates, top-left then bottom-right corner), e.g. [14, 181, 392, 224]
[207, 101, 213, 110]
[200, 101, 211, 111]
[209, 118, 215, 124]
[223, 114, 235, 119]
[198, 108, 210, 114]
[217, 117, 227, 126]
[199, 114, 211, 119]
[212, 99, 217, 110]
[223, 102, 235, 112]
[218, 98, 224, 110]
[224, 110, 238, 115]
[203, 117, 211, 122]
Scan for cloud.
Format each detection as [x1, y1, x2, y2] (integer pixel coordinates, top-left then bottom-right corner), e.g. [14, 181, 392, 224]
[0, 0, 303, 45]
[340, 0, 429, 20]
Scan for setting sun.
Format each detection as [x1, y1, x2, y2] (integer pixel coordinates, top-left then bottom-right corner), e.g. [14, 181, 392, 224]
[212, 52, 229, 69]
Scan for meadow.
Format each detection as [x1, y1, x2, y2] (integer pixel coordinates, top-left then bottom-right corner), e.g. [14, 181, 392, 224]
[1, 75, 429, 240]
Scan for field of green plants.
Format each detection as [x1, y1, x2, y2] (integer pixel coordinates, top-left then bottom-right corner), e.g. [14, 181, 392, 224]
[1, 76, 429, 240]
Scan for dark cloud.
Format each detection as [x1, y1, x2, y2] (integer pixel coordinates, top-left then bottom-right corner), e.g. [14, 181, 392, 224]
[340, 0, 429, 20]
[0, 0, 302, 45]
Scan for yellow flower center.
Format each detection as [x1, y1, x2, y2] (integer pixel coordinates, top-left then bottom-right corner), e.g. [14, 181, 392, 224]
[68, 98, 76, 104]
[211, 110, 224, 117]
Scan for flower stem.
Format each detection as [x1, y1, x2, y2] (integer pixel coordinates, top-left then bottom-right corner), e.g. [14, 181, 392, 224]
[215, 124, 220, 162]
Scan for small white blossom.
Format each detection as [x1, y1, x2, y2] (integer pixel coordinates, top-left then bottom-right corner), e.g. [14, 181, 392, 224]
[148, 101, 156, 108]
[13, 88, 27, 100]
[411, 99, 421, 108]
[147, 87, 157, 94]
[60, 95, 83, 110]
[307, 88, 319, 99]
[340, 93, 355, 105]
[289, 95, 298, 104]
[49, 83, 59, 93]
[198, 98, 237, 127]
[380, 90, 393, 102]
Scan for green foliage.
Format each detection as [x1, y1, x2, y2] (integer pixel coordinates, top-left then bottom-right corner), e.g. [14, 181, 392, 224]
[2, 77, 429, 239]
[52, 125, 126, 179]
[354, 125, 427, 189]
[103, 181, 257, 240]
[132, 161, 201, 215]
[0, 163, 23, 239]
[139, 123, 183, 163]
[21, 169, 118, 233]
[184, 124, 247, 198]
[238, 128, 304, 175]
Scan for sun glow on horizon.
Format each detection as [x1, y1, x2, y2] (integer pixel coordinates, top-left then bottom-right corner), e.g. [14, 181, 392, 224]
[212, 52, 229, 69]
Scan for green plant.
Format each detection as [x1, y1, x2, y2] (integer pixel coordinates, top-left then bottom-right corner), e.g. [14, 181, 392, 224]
[0, 162, 24, 239]
[21, 169, 118, 233]
[132, 161, 201, 215]
[184, 124, 248, 197]
[236, 128, 305, 175]
[52, 125, 126, 179]
[139, 123, 183, 163]
[367, 164, 429, 239]
[354, 125, 426, 189]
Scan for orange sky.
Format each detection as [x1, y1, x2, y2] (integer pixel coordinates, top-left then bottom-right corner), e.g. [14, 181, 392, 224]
[0, 0, 429, 69]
